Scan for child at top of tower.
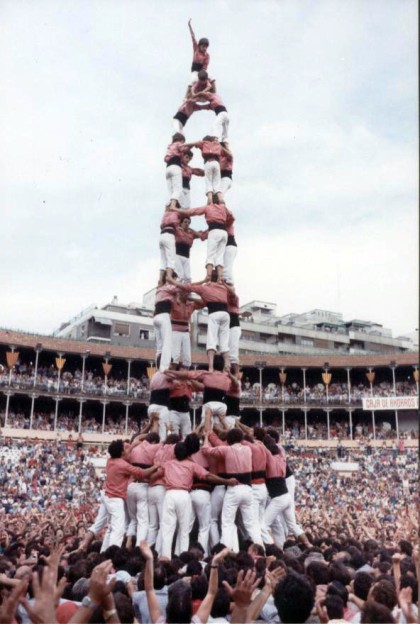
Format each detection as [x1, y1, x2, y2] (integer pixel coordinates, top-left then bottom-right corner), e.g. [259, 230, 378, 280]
[188, 19, 210, 83]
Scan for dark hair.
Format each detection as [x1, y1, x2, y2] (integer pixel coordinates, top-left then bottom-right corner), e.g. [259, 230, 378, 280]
[114, 592, 134, 624]
[191, 575, 208, 599]
[370, 580, 397, 610]
[227, 428, 243, 445]
[153, 564, 167, 590]
[146, 432, 160, 444]
[108, 439, 124, 458]
[184, 433, 200, 456]
[197, 69, 208, 80]
[324, 595, 344, 620]
[198, 38, 209, 47]
[186, 560, 202, 577]
[174, 442, 188, 461]
[166, 434, 181, 445]
[354, 571, 374, 600]
[307, 561, 330, 586]
[361, 600, 394, 623]
[172, 132, 185, 143]
[329, 562, 351, 586]
[211, 588, 230, 618]
[266, 427, 280, 442]
[274, 573, 315, 624]
[398, 539, 413, 557]
[327, 580, 348, 606]
[253, 426, 265, 441]
[400, 574, 418, 603]
[166, 581, 192, 624]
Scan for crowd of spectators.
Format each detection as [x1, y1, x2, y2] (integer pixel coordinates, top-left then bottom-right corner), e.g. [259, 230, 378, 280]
[1, 366, 417, 406]
[1, 411, 140, 435]
[0, 436, 418, 623]
[1, 409, 418, 441]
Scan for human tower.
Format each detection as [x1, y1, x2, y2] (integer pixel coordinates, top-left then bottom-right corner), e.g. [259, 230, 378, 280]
[87, 22, 308, 562]
[148, 19, 241, 441]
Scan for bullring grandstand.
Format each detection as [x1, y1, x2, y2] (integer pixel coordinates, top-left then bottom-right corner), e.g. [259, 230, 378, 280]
[1, 325, 417, 446]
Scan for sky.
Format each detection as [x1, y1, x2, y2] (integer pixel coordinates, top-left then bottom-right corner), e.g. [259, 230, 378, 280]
[0, 0, 418, 339]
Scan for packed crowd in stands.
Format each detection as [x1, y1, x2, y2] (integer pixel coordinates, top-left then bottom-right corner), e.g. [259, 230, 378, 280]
[1, 409, 418, 441]
[0, 411, 141, 435]
[1, 367, 417, 406]
[0, 435, 418, 623]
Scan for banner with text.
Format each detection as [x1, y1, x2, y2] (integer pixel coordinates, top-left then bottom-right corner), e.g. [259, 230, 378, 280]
[362, 396, 418, 411]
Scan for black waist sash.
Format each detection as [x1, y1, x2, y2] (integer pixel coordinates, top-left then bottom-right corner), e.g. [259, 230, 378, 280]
[229, 313, 240, 328]
[191, 61, 203, 72]
[226, 472, 251, 486]
[252, 470, 266, 480]
[204, 155, 220, 163]
[221, 169, 233, 179]
[175, 242, 191, 258]
[150, 388, 170, 406]
[208, 302, 228, 313]
[266, 476, 288, 498]
[225, 394, 240, 414]
[169, 395, 190, 412]
[208, 221, 227, 231]
[203, 387, 225, 403]
[132, 462, 152, 469]
[166, 156, 181, 167]
[174, 111, 189, 125]
[154, 300, 171, 315]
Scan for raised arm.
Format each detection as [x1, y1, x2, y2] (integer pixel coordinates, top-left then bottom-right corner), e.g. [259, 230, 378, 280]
[139, 541, 162, 624]
[188, 18, 197, 47]
[196, 548, 230, 623]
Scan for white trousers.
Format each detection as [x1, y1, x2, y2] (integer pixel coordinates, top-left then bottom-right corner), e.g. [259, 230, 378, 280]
[221, 485, 262, 551]
[173, 119, 185, 135]
[223, 245, 237, 284]
[169, 410, 192, 436]
[220, 176, 232, 195]
[251, 482, 269, 540]
[281, 474, 297, 535]
[166, 164, 182, 201]
[172, 330, 192, 367]
[206, 229, 228, 268]
[147, 485, 166, 554]
[159, 232, 176, 271]
[207, 310, 229, 353]
[179, 188, 191, 209]
[190, 489, 211, 556]
[101, 496, 126, 551]
[262, 492, 304, 546]
[229, 326, 241, 364]
[147, 404, 169, 441]
[174, 254, 191, 282]
[209, 484, 226, 547]
[204, 160, 221, 194]
[153, 312, 172, 372]
[212, 111, 230, 142]
[89, 490, 109, 536]
[161, 489, 192, 559]
[126, 482, 149, 543]
[200, 401, 227, 424]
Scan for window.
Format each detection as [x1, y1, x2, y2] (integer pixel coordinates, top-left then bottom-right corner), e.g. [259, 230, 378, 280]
[139, 329, 149, 340]
[114, 323, 130, 336]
